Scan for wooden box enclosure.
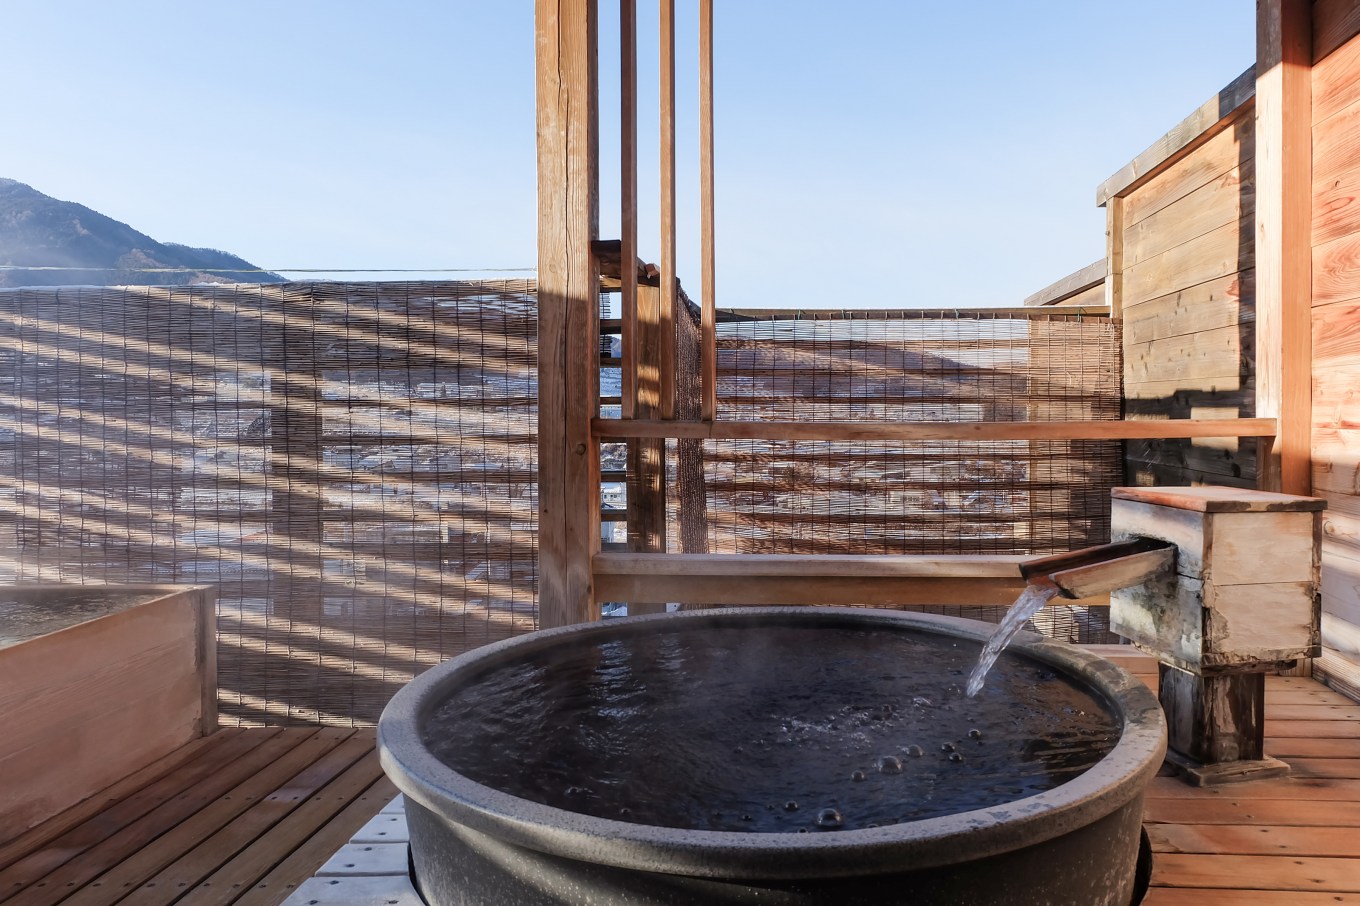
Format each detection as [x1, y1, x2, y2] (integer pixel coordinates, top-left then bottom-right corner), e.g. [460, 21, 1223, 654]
[0, 584, 216, 842]
[1109, 487, 1322, 674]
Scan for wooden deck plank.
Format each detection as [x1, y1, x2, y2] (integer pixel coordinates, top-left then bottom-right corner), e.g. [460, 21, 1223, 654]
[0, 730, 286, 903]
[55, 729, 353, 906]
[1145, 797, 1360, 826]
[1147, 775, 1360, 800]
[115, 732, 376, 906]
[229, 777, 398, 906]
[1266, 736, 1360, 758]
[1148, 822, 1360, 857]
[0, 734, 233, 872]
[1150, 852, 1360, 892]
[173, 742, 387, 906]
[1143, 889, 1360, 903]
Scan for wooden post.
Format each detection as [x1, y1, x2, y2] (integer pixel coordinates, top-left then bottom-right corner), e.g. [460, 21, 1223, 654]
[537, 0, 601, 628]
[699, 0, 717, 422]
[628, 281, 668, 615]
[1104, 196, 1125, 319]
[1256, 0, 1312, 496]
[658, 0, 677, 420]
[620, 0, 638, 420]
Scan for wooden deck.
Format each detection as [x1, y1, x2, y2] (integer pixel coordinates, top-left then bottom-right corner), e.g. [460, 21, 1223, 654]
[6, 654, 1360, 904]
[0, 729, 393, 906]
[1092, 647, 1360, 904]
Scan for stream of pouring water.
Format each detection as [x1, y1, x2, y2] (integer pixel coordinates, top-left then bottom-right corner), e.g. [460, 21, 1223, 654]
[966, 583, 1061, 697]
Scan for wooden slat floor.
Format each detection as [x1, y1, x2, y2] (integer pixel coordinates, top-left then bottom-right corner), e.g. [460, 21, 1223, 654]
[7, 654, 1360, 905]
[0, 729, 394, 906]
[1089, 646, 1360, 904]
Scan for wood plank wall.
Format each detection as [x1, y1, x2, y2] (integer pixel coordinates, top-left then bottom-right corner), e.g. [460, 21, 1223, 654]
[1110, 90, 1258, 489]
[1311, 2, 1360, 682]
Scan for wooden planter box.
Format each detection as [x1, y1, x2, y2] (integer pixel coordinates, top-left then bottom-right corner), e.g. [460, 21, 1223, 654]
[0, 584, 216, 841]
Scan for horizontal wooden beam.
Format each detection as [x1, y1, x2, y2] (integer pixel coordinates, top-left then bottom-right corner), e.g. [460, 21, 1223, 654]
[593, 553, 1107, 607]
[592, 417, 1279, 442]
[1097, 66, 1256, 205]
[712, 306, 1111, 322]
[1023, 259, 1107, 307]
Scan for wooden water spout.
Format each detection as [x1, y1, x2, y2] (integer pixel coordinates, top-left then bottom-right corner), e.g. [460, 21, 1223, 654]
[1020, 537, 1176, 600]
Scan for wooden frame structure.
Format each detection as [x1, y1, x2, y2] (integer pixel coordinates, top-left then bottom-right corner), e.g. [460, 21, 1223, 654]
[532, 0, 1319, 626]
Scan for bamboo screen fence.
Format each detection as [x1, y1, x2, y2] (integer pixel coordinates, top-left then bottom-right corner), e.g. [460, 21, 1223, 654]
[0, 282, 539, 726]
[686, 308, 1124, 557]
[0, 283, 1122, 725]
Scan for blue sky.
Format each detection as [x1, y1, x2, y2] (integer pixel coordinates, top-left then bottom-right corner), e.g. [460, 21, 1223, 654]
[3, 1, 1253, 307]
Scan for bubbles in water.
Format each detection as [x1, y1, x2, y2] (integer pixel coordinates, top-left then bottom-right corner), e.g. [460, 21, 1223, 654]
[565, 786, 586, 796]
[949, 752, 965, 763]
[851, 770, 866, 782]
[912, 696, 932, 707]
[941, 742, 956, 753]
[876, 756, 903, 775]
[815, 808, 844, 829]
[905, 744, 924, 758]
[968, 728, 983, 740]
[784, 801, 799, 812]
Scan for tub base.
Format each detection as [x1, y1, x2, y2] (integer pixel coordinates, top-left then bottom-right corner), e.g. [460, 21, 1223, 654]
[406, 795, 1147, 906]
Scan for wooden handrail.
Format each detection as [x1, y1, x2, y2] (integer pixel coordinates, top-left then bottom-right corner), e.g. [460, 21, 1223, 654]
[592, 417, 1278, 442]
[593, 552, 1100, 607]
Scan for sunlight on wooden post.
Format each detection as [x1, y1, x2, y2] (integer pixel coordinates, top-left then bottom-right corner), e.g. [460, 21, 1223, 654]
[699, 0, 717, 421]
[537, 0, 601, 628]
[659, 0, 677, 420]
[1256, 0, 1312, 497]
[620, 0, 638, 420]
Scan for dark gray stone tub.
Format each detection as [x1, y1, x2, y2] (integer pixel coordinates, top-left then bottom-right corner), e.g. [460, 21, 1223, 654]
[378, 607, 1166, 905]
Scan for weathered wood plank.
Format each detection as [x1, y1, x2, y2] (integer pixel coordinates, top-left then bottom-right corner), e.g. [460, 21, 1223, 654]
[173, 749, 388, 906]
[1124, 162, 1254, 269]
[1315, 18, 1360, 127]
[1257, 0, 1313, 496]
[1, 729, 302, 906]
[1312, 231, 1360, 308]
[1024, 259, 1106, 308]
[699, 0, 716, 421]
[593, 418, 1278, 442]
[1151, 852, 1360, 892]
[1122, 269, 1255, 347]
[1124, 324, 1254, 386]
[1315, 0, 1360, 63]
[111, 732, 376, 906]
[1144, 889, 1360, 904]
[536, 0, 601, 628]
[1122, 114, 1256, 228]
[1149, 822, 1360, 857]
[0, 734, 228, 871]
[1122, 218, 1255, 309]
[56, 729, 352, 906]
[1098, 67, 1256, 206]
[229, 776, 398, 906]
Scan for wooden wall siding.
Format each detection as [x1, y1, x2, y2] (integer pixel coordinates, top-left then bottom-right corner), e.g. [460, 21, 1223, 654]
[1118, 105, 1258, 489]
[1314, 7, 1360, 688]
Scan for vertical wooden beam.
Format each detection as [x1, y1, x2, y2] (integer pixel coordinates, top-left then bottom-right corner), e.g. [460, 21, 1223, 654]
[537, 0, 601, 628]
[627, 280, 668, 615]
[658, 0, 677, 420]
[1256, 0, 1312, 496]
[1104, 196, 1125, 319]
[699, 0, 717, 422]
[620, 0, 638, 420]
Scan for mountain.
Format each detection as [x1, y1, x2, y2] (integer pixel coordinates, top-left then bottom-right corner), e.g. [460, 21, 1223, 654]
[0, 179, 284, 287]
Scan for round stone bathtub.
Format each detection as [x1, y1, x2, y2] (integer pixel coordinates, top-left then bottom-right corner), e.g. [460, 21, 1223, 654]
[378, 607, 1166, 905]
